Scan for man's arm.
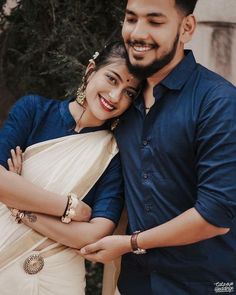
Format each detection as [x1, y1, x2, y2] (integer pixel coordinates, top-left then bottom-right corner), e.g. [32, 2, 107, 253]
[79, 207, 229, 263]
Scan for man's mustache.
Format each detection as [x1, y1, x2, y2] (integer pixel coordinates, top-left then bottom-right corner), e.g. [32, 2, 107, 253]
[127, 40, 159, 49]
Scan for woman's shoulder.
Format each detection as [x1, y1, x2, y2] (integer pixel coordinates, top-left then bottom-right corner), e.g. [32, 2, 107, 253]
[14, 94, 64, 114]
[17, 94, 58, 107]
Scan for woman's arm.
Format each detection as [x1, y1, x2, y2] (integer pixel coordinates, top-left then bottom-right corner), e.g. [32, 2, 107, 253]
[0, 165, 91, 222]
[0, 96, 91, 221]
[21, 212, 115, 249]
[15, 154, 123, 248]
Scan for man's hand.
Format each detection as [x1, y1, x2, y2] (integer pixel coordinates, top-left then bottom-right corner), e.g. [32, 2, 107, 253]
[78, 235, 132, 263]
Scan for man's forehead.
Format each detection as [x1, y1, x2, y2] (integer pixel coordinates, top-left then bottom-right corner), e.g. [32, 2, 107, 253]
[126, 0, 176, 15]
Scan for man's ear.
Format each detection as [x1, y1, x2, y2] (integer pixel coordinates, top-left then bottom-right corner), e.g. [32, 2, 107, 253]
[179, 14, 196, 44]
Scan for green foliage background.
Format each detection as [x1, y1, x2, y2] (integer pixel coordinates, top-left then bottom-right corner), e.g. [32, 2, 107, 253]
[0, 0, 126, 293]
[0, 0, 126, 123]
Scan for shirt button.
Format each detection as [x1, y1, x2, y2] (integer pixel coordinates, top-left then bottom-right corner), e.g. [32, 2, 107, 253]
[145, 204, 152, 212]
[143, 173, 148, 179]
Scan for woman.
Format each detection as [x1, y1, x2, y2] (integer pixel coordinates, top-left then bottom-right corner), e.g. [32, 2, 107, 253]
[0, 41, 140, 295]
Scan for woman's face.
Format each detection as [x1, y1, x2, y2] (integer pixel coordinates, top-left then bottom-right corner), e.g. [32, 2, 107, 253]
[84, 59, 141, 122]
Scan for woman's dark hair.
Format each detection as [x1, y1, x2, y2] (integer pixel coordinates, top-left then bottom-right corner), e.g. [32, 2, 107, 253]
[93, 41, 129, 71]
[175, 0, 198, 15]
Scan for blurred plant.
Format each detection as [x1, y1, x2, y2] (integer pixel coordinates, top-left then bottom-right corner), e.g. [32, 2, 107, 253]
[85, 261, 104, 295]
[0, 0, 126, 101]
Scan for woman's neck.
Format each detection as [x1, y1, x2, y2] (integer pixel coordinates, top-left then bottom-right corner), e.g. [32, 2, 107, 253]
[69, 101, 105, 132]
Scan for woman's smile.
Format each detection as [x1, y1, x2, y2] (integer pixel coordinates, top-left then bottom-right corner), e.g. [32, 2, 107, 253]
[98, 94, 116, 112]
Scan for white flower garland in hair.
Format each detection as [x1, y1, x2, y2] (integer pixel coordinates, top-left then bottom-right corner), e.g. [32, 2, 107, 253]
[89, 51, 99, 63]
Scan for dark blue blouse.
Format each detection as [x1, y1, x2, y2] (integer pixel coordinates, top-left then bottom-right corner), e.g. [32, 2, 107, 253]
[0, 95, 123, 224]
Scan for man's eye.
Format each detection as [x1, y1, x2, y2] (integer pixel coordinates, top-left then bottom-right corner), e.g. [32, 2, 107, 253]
[149, 21, 163, 26]
[125, 17, 137, 24]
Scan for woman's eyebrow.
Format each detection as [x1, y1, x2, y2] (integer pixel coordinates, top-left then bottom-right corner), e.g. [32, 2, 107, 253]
[109, 70, 122, 83]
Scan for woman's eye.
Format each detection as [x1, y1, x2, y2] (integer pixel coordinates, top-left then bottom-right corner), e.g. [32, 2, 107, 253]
[125, 90, 136, 100]
[106, 74, 116, 84]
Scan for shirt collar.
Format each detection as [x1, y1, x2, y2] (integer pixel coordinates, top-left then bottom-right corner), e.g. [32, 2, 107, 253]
[156, 50, 197, 91]
[134, 50, 197, 110]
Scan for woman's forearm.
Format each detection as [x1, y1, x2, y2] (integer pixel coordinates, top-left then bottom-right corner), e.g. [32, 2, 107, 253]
[22, 212, 115, 249]
[0, 165, 91, 221]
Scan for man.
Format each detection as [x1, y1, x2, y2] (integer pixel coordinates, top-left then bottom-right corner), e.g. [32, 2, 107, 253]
[80, 0, 236, 294]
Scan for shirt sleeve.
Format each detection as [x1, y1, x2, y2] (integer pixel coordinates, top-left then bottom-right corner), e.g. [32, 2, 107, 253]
[0, 95, 36, 168]
[84, 153, 124, 225]
[195, 83, 236, 228]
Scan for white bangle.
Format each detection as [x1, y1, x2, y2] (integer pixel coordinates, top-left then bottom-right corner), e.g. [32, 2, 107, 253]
[61, 193, 79, 224]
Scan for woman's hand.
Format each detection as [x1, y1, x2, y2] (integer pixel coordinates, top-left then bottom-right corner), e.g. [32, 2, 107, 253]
[7, 146, 23, 175]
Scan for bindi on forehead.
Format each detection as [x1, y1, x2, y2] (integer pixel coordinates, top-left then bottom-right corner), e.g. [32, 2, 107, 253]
[126, 75, 135, 83]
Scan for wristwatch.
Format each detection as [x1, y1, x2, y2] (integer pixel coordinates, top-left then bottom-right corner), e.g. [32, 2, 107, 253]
[130, 231, 146, 255]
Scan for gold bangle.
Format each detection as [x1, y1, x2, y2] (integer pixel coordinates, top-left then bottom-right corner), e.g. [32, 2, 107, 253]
[61, 193, 79, 223]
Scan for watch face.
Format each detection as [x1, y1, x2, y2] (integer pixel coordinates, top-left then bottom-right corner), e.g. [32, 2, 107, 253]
[133, 248, 147, 255]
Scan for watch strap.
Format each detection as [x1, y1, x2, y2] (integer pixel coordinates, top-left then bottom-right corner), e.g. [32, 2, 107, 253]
[130, 231, 146, 255]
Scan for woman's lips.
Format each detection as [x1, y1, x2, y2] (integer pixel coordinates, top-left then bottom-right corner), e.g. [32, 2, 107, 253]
[99, 95, 115, 112]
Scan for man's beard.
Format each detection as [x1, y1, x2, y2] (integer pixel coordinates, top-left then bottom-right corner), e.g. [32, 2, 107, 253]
[126, 33, 180, 79]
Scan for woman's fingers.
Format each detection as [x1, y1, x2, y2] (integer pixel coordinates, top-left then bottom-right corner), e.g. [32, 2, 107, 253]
[8, 146, 23, 174]
[16, 146, 23, 174]
[7, 158, 15, 172]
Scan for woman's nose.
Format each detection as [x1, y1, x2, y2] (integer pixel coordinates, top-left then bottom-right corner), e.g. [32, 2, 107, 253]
[109, 89, 121, 103]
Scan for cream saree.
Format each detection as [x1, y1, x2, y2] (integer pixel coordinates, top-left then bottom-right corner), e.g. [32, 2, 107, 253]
[0, 130, 118, 295]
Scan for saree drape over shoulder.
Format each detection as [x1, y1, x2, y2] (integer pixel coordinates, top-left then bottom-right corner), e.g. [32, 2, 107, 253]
[0, 130, 118, 295]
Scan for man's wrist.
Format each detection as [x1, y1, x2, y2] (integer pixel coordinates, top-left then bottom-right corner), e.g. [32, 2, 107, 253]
[130, 231, 146, 254]
[123, 235, 133, 253]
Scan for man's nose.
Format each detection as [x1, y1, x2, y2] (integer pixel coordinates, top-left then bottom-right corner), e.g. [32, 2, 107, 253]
[130, 20, 149, 40]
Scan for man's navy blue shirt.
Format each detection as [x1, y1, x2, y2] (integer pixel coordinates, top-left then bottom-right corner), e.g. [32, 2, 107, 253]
[0, 95, 123, 224]
[115, 51, 236, 290]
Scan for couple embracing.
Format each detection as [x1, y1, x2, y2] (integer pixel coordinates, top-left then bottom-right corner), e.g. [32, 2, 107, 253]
[1, 1, 236, 295]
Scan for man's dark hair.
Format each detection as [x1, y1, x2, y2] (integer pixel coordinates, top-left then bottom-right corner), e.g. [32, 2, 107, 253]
[175, 0, 198, 15]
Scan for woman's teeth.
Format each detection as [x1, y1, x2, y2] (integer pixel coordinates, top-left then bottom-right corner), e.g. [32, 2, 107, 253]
[100, 96, 115, 111]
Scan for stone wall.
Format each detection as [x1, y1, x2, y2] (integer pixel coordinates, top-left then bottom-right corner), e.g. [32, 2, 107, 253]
[187, 0, 236, 85]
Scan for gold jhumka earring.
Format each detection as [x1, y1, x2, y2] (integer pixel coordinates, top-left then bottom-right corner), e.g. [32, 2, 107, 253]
[76, 78, 86, 106]
[76, 51, 99, 106]
[111, 118, 120, 131]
